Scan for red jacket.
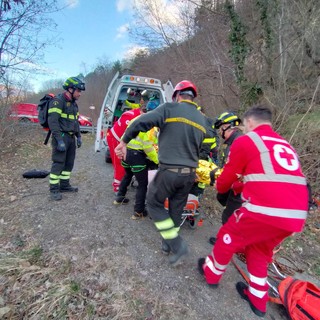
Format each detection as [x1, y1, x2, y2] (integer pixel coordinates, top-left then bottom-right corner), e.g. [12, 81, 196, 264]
[216, 124, 308, 232]
[109, 109, 141, 142]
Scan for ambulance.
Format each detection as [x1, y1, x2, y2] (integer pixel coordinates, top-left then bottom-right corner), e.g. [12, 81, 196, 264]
[95, 72, 174, 162]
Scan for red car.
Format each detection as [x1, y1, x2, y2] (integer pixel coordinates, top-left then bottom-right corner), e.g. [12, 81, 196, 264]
[9, 103, 93, 131]
[9, 103, 38, 123]
[78, 114, 93, 127]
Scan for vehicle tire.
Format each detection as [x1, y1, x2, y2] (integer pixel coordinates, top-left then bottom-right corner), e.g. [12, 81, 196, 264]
[188, 211, 202, 229]
[105, 148, 112, 163]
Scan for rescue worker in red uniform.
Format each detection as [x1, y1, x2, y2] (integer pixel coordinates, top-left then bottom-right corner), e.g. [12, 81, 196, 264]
[198, 105, 308, 317]
[48, 77, 85, 201]
[208, 112, 243, 245]
[115, 80, 207, 266]
[107, 106, 144, 194]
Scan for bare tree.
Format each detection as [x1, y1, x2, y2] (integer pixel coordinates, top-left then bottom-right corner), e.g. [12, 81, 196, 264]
[0, 0, 61, 86]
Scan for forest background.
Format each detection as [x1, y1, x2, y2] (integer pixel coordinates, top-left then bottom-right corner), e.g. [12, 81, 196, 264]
[1, 0, 319, 194]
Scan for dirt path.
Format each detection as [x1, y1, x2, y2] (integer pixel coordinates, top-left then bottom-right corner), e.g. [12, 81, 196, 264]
[1, 130, 319, 319]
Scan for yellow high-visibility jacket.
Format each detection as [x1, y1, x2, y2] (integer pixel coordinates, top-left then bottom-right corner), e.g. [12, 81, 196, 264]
[125, 100, 140, 109]
[127, 127, 159, 164]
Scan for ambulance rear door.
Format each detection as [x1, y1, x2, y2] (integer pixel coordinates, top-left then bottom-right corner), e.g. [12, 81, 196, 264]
[95, 72, 119, 152]
[162, 80, 174, 103]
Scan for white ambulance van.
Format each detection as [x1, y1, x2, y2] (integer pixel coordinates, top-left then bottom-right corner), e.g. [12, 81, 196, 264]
[95, 72, 174, 162]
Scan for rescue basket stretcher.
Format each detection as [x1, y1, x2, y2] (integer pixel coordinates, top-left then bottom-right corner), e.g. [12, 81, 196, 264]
[164, 194, 203, 229]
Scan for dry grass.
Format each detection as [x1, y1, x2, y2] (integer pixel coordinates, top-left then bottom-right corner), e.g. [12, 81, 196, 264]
[0, 241, 192, 319]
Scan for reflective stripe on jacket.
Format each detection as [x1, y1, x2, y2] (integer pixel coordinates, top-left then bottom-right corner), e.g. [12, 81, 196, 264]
[48, 93, 80, 139]
[216, 124, 308, 232]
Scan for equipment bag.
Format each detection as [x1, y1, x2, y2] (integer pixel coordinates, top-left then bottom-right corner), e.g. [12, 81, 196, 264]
[278, 276, 320, 320]
[22, 169, 50, 179]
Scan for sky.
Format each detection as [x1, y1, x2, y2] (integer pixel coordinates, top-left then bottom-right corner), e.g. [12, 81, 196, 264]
[31, 0, 137, 92]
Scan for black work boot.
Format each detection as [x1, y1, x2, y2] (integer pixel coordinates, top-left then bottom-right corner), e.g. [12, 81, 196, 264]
[60, 180, 78, 193]
[161, 239, 170, 255]
[209, 236, 217, 245]
[198, 258, 205, 275]
[50, 184, 62, 201]
[167, 236, 189, 266]
[236, 282, 266, 317]
[198, 258, 219, 288]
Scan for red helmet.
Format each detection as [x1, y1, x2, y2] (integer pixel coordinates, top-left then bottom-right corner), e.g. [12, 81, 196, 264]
[172, 80, 197, 100]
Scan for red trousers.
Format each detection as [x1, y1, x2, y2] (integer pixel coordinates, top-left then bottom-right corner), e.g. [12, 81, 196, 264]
[106, 132, 125, 193]
[202, 208, 292, 312]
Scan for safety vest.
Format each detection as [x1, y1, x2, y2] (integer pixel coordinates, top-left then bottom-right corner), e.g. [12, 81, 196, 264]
[127, 127, 159, 164]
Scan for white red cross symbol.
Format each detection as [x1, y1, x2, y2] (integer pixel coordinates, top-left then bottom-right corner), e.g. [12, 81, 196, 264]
[273, 144, 299, 171]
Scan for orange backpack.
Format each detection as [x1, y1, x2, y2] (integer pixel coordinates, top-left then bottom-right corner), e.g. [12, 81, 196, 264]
[278, 276, 320, 320]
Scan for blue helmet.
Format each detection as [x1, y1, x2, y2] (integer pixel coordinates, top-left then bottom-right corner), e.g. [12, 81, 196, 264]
[146, 99, 160, 112]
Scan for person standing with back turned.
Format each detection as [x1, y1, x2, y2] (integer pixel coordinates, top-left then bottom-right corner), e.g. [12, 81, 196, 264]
[115, 80, 207, 266]
[198, 105, 308, 317]
[48, 77, 85, 201]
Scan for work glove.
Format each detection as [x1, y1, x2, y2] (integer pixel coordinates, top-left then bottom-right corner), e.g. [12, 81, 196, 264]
[56, 139, 66, 152]
[76, 136, 82, 148]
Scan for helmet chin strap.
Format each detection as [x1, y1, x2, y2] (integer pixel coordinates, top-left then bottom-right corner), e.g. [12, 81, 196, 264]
[221, 124, 231, 139]
[67, 88, 76, 101]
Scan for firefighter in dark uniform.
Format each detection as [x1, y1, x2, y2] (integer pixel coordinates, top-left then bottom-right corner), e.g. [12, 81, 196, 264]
[209, 111, 243, 244]
[115, 80, 207, 266]
[48, 77, 85, 201]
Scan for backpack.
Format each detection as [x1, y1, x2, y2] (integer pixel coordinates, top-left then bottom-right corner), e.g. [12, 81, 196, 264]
[278, 276, 320, 320]
[37, 93, 56, 129]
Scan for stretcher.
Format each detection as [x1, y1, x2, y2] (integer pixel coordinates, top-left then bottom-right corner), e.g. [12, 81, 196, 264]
[164, 194, 203, 229]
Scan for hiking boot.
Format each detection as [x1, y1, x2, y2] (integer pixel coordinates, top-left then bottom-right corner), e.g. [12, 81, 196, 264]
[198, 258, 219, 288]
[131, 209, 148, 220]
[209, 236, 217, 245]
[60, 179, 78, 193]
[50, 190, 62, 201]
[168, 236, 189, 266]
[161, 240, 170, 255]
[198, 258, 205, 275]
[60, 185, 78, 193]
[113, 197, 130, 205]
[236, 282, 266, 317]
